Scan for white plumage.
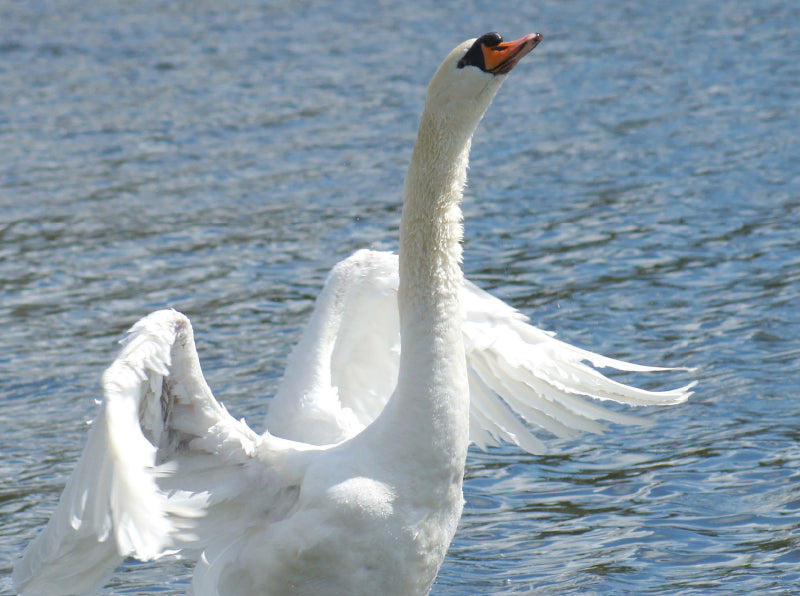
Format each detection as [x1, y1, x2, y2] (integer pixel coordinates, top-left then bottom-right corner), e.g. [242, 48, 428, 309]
[267, 248, 692, 452]
[14, 32, 692, 596]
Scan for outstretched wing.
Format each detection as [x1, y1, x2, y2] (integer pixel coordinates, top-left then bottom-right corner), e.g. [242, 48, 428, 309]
[459, 277, 694, 453]
[266, 249, 694, 451]
[13, 310, 267, 596]
[266, 250, 402, 444]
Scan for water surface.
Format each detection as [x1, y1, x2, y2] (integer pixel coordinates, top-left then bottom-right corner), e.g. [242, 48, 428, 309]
[1, 0, 799, 594]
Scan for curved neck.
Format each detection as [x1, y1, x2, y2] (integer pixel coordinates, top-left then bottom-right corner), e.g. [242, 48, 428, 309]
[364, 109, 474, 480]
[398, 112, 470, 346]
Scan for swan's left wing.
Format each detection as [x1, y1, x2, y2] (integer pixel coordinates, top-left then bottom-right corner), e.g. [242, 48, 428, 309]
[266, 250, 402, 445]
[13, 310, 289, 596]
[266, 250, 694, 453]
[459, 278, 694, 453]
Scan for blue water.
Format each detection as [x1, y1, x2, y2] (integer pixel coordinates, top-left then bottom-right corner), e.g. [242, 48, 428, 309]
[1, 0, 798, 594]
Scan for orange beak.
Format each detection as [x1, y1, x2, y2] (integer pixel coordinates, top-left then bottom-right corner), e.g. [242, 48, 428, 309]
[482, 33, 543, 75]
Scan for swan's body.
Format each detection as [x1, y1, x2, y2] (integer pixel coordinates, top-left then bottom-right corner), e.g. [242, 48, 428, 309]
[14, 33, 692, 596]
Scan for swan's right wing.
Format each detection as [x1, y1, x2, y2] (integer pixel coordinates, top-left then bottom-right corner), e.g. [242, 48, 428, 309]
[266, 250, 693, 453]
[13, 310, 306, 596]
[13, 311, 197, 595]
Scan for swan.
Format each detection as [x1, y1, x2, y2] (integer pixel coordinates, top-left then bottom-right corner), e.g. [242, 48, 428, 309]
[266, 248, 693, 451]
[14, 32, 693, 596]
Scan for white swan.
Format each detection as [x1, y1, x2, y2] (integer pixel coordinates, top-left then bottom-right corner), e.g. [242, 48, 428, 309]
[14, 32, 692, 596]
[266, 248, 693, 452]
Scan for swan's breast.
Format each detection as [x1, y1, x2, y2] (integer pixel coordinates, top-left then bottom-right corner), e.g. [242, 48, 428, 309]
[326, 476, 396, 521]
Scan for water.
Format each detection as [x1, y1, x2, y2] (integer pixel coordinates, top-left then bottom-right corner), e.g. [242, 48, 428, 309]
[1, 0, 798, 593]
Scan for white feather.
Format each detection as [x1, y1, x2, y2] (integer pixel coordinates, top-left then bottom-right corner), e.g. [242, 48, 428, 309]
[267, 250, 694, 452]
[14, 33, 693, 596]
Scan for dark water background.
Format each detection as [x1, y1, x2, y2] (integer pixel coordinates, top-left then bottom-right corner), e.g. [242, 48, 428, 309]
[1, 0, 799, 594]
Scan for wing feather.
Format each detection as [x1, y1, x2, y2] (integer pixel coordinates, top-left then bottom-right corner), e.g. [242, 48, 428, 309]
[15, 253, 695, 594]
[267, 250, 694, 453]
[13, 310, 265, 596]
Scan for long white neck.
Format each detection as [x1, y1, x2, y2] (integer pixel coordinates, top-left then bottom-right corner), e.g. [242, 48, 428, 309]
[361, 106, 476, 486]
[400, 109, 472, 459]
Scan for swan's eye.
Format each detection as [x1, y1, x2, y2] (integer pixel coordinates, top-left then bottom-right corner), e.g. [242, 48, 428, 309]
[479, 32, 503, 47]
[457, 32, 503, 70]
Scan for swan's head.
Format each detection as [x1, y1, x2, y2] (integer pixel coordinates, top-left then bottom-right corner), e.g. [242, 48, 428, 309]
[424, 32, 543, 130]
